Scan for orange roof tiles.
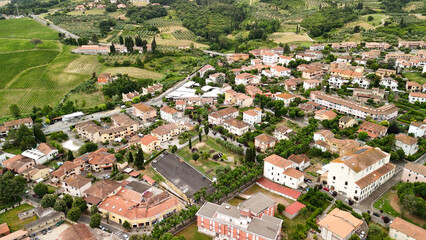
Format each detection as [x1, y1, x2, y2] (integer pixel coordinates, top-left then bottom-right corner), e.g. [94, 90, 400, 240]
[140, 135, 159, 146]
[318, 208, 364, 239]
[255, 134, 277, 143]
[395, 134, 417, 146]
[390, 217, 426, 239]
[283, 168, 304, 179]
[264, 154, 293, 169]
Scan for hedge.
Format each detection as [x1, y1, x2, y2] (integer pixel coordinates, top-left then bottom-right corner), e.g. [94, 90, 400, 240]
[145, 149, 166, 165]
[215, 138, 245, 155]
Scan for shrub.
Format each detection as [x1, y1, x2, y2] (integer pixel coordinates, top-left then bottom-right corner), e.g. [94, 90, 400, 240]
[277, 203, 286, 213]
[90, 213, 101, 228]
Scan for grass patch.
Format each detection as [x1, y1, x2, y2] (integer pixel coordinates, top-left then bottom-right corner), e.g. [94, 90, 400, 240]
[403, 72, 426, 85]
[0, 39, 60, 52]
[176, 222, 212, 240]
[67, 91, 106, 109]
[102, 67, 165, 80]
[2, 147, 21, 155]
[0, 18, 58, 40]
[268, 32, 312, 44]
[0, 204, 38, 232]
[373, 191, 400, 217]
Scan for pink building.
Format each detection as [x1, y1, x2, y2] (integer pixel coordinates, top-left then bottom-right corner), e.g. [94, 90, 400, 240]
[402, 162, 426, 183]
[132, 103, 157, 121]
[1, 155, 35, 174]
[196, 192, 282, 240]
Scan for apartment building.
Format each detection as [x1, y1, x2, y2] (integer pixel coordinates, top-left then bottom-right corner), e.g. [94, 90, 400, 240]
[262, 52, 279, 64]
[223, 118, 249, 136]
[365, 42, 391, 49]
[313, 130, 360, 156]
[138, 135, 161, 154]
[160, 106, 181, 123]
[224, 90, 253, 108]
[208, 107, 239, 125]
[51, 161, 81, 183]
[196, 193, 282, 240]
[402, 162, 426, 183]
[132, 103, 157, 121]
[398, 41, 426, 48]
[62, 175, 92, 197]
[358, 121, 388, 138]
[274, 93, 295, 107]
[353, 88, 385, 103]
[326, 146, 395, 201]
[310, 91, 398, 121]
[263, 154, 304, 189]
[395, 134, 418, 156]
[243, 109, 262, 125]
[409, 92, 426, 104]
[270, 66, 291, 77]
[278, 55, 294, 66]
[151, 123, 184, 142]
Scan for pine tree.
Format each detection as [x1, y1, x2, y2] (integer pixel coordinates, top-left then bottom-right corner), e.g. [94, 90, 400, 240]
[284, 43, 290, 54]
[151, 36, 157, 53]
[142, 40, 148, 53]
[33, 125, 46, 142]
[204, 125, 209, 135]
[188, 138, 192, 149]
[135, 147, 144, 169]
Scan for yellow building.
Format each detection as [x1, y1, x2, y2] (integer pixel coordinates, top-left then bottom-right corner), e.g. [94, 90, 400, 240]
[21, 165, 50, 181]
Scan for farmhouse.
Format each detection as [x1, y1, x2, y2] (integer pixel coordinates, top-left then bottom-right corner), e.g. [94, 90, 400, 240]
[71, 45, 109, 55]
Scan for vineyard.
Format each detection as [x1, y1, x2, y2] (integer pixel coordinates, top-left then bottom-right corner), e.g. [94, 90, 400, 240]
[171, 30, 196, 41]
[46, 14, 105, 38]
[146, 18, 183, 27]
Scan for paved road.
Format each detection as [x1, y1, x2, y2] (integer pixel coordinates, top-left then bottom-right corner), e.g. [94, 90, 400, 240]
[30, 15, 80, 39]
[202, 50, 231, 57]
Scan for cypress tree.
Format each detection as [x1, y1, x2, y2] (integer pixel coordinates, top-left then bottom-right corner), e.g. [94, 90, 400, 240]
[189, 138, 192, 149]
[151, 36, 157, 53]
[128, 152, 133, 163]
[119, 35, 123, 45]
[67, 150, 74, 161]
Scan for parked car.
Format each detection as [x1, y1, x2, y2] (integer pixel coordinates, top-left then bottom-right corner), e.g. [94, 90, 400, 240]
[323, 187, 330, 192]
[373, 212, 380, 217]
[41, 229, 47, 235]
[47, 227, 52, 233]
[55, 220, 64, 226]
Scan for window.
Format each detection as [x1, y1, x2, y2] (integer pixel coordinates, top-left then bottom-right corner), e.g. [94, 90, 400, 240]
[333, 176, 336, 180]
[345, 181, 348, 186]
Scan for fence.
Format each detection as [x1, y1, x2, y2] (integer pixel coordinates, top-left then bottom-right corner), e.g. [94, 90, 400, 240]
[0, 199, 39, 215]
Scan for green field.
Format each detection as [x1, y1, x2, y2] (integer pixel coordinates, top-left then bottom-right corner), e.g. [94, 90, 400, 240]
[373, 191, 401, 217]
[404, 72, 426, 84]
[176, 222, 212, 240]
[0, 18, 99, 116]
[0, 204, 38, 232]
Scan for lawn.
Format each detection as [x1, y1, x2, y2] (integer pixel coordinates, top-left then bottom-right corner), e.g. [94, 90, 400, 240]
[268, 32, 313, 44]
[67, 91, 106, 109]
[176, 222, 212, 240]
[373, 190, 401, 217]
[0, 204, 38, 232]
[0, 18, 58, 40]
[0, 39, 60, 52]
[360, 13, 388, 27]
[102, 67, 165, 80]
[404, 72, 426, 84]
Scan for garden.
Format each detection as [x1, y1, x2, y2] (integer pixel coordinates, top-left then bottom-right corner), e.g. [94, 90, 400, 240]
[0, 204, 37, 232]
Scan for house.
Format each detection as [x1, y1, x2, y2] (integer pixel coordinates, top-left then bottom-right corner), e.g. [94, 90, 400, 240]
[274, 92, 295, 107]
[274, 125, 293, 141]
[142, 83, 163, 96]
[402, 162, 426, 183]
[310, 44, 325, 51]
[302, 67, 323, 80]
[62, 175, 92, 197]
[245, 85, 262, 97]
[207, 73, 226, 84]
[354, 58, 367, 65]
[278, 55, 294, 66]
[380, 77, 398, 90]
[1, 155, 35, 174]
[263, 154, 304, 189]
[88, 151, 115, 172]
[365, 42, 391, 49]
[409, 92, 426, 104]
[223, 118, 249, 136]
[151, 123, 184, 142]
[314, 110, 337, 121]
[326, 146, 395, 201]
[21, 143, 58, 165]
[138, 135, 160, 154]
[227, 53, 249, 62]
[398, 40, 426, 48]
[284, 79, 298, 91]
[296, 53, 315, 61]
[132, 103, 157, 121]
[406, 81, 422, 92]
[331, 42, 357, 49]
[21, 165, 50, 182]
[51, 161, 81, 183]
[358, 121, 388, 138]
[160, 106, 181, 123]
[97, 73, 111, 84]
[362, 50, 381, 59]
[262, 52, 279, 64]
[395, 134, 418, 156]
[318, 208, 364, 240]
[196, 193, 282, 240]
[0, 117, 33, 138]
[270, 66, 291, 77]
[376, 68, 396, 78]
[336, 55, 352, 63]
[98, 182, 182, 228]
[224, 90, 253, 108]
[199, 64, 215, 77]
[255, 134, 277, 152]
[389, 217, 426, 240]
[71, 45, 109, 55]
[310, 91, 398, 121]
[314, 130, 360, 156]
[243, 109, 262, 125]
[235, 73, 260, 85]
[299, 101, 320, 114]
[408, 120, 426, 138]
[122, 91, 140, 102]
[352, 77, 370, 89]
[330, 69, 362, 79]
[59, 224, 96, 240]
[288, 154, 310, 171]
[339, 116, 357, 129]
[303, 80, 321, 89]
[353, 88, 385, 103]
[208, 107, 239, 125]
[83, 179, 121, 206]
[328, 75, 349, 89]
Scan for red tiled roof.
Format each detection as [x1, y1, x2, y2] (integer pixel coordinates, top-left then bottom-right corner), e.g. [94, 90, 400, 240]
[284, 201, 306, 215]
[129, 171, 140, 177]
[143, 175, 156, 185]
[257, 177, 301, 199]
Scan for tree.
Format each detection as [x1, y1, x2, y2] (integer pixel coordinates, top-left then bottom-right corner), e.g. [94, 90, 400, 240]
[72, 197, 88, 212]
[90, 213, 102, 228]
[192, 153, 199, 161]
[33, 125, 46, 143]
[90, 205, 99, 215]
[358, 131, 368, 141]
[367, 16, 374, 21]
[33, 183, 48, 198]
[9, 104, 20, 117]
[0, 171, 26, 204]
[284, 43, 290, 54]
[78, 142, 98, 155]
[63, 194, 74, 208]
[188, 138, 192, 149]
[41, 194, 57, 208]
[67, 150, 74, 161]
[122, 220, 131, 230]
[171, 145, 177, 154]
[151, 36, 157, 53]
[127, 152, 134, 163]
[67, 207, 82, 222]
[30, 38, 42, 47]
[204, 125, 209, 135]
[198, 131, 202, 142]
[91, 34, 98, 44]
[135, 147, 145, 170]
[402, 193, 417, 213]
[349, 234, 361, 240]
[277, 203, 286, 213]
[54, 199, 68, 213]
[110, 43, 116, 54]
[119, 35, 124, 45]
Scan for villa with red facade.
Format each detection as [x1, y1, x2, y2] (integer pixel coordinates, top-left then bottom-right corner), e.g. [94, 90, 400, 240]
[196, 193, 282, 240]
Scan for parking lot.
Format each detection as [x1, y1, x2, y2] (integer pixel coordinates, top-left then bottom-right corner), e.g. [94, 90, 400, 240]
[35, 223, 69, 240]
[151, 152, 214, 198]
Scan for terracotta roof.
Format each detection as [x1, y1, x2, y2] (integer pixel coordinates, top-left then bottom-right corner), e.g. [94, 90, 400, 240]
[339, 116, 354, 124]
[288, 154, 310, 165]
[358, 121, 388, 137]
[0, 230, 28, 240]
[255, 134, 277, 143]
[257, 177, 301, 199]
[333, 146, 389, 173]
[59, 223, 96, 240]
[143, 175, 156, 185]
[407, 81, 421, 87]
[410, 92, 426, 98]
[275, 93, 295, 99]
[395, 134, 417, 146]
[133, 102, 155, 112]
[236, 73, 254, 80]
[175, 100, 186, 105]
[318, 208, 364, 239]
[36, 143, 56, 155]
[111, 113, 138, 126]
[139, 135, 159, 146]
[315, 129, 334, 138]
[84, 195, 102, 205]
[404, 162, 426, 177]
[390, 217, 426, 240]
[284, 201, 306, 215]
[243, 109, 259, 117]
[88, 153, 115, 165]
[63, 175, 91, 189]
[151, 123, 178, 136]
[315, 110, 337, 119]
[355, 163, 395, 188]
[283, 168, 304, 179]
[264, 154, 293, 169]
[224, 118, 249, 129]
[4, 117, 33, 128]
[84, 179, 121, 200]
[0, 223, 9, 235]
[209, 107, 238, 119]
[160, 106, 178, 115]
[271, 66, 290, 72]
[52, 161, 79, 178]
[275, 125, 291, 134]
[129, 171, 140, 177]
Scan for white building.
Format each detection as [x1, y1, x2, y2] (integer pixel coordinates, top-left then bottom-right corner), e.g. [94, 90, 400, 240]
[389, 217, 426, 240]
[223, 118, 249, 136]
[328, 76, 350, 89]
[160, 106, 181, 123]
[62, 175, 92, 197]
[310, 44, 325, 51]
[63, 112, 84, 122]
[326, 146, 395, 201]
[408, 120, 426, 138]
[352, 77, 370, 89]
[243, 109, 262, 125]
[380, 77, 398, 91]
[303, 80, 321, 90]
[263, 154, 304, 189]
[21, 143, 58, 165]
[278, 56, 294, 66]
[262, 52, 279, 64]
[274, 125, 293, 141]
[270, 66, 291, 77]
[395, 134, 418, 156]
[409, 92, 426, 104]
[274, 93, 295, 107]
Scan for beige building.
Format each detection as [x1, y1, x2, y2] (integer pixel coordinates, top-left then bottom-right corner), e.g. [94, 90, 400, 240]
[318, 208, 364, 240]
[389, 217, 426, 240]
[208, 107, 239, 125]
[224, 90, 253, 108]
[151, 123, 187, 142]
[138, 135, 161, 153]
[339, 116, 357, 129]
[223, 118, 249, 136]
[62, 175, 92, 197]
[132, 103, 157, 121]
[254, 134, 277, 152]
[21, 165, 50, 181]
